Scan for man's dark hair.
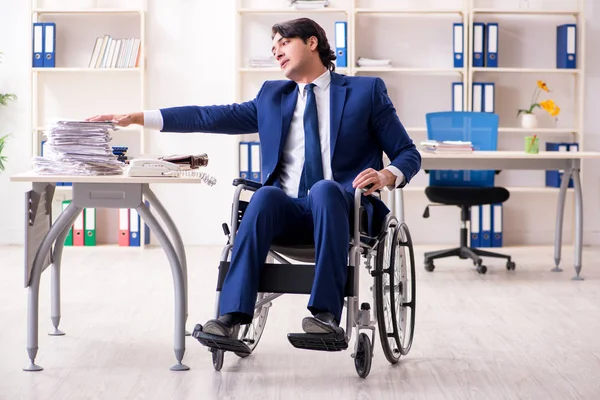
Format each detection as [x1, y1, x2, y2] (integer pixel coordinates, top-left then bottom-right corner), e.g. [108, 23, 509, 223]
[271, 18, 336, 71]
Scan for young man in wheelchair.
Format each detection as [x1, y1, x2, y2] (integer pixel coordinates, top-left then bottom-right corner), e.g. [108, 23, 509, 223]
[88, 18, 421, 344]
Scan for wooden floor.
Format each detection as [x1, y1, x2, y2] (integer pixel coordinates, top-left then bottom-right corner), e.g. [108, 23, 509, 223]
[1, 244, 600, 400]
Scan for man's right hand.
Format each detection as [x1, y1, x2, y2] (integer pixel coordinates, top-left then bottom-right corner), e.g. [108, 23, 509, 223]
[85, 112, 143, 127]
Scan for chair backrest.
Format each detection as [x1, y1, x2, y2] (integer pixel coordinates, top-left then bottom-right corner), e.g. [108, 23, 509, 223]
[425, 111, 499, 187]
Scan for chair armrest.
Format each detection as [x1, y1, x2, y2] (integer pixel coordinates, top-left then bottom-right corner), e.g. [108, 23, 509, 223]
[232, 178, 263, 192]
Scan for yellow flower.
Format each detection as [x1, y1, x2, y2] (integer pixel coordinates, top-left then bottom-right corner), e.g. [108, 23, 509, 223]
[539, 99, 555, 112]
[537, 80, 549, 92]
[539, 99, 560, 117]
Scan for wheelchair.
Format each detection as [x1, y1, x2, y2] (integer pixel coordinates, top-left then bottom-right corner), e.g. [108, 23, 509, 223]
[192, 178, 417, 378]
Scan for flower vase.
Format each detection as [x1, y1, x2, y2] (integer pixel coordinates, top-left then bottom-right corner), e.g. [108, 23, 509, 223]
[521, 113, 538, 129]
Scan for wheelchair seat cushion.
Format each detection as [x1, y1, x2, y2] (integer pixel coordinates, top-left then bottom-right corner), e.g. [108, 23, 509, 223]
[425, 186, 510, 206]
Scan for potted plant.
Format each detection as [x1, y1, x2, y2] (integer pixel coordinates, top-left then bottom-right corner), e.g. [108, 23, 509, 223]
[0, 52, 17, 172]
[517, 80, 560, 129]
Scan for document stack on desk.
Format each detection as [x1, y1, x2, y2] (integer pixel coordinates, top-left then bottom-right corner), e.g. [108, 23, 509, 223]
[32, 121, 125, 175]
[420, 140, 474, 153]
[288, 0, 329, 9]
[357, 57, 392, 68]
[248, 56, 278, 68]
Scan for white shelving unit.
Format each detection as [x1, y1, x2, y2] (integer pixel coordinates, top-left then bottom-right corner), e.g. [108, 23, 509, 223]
[234, 0, 585, 196]
[31, 0, 147, 246]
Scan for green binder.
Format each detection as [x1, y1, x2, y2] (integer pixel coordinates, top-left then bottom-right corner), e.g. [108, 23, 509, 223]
[84, 208, 96, 246]
[62, 200, 73, 246]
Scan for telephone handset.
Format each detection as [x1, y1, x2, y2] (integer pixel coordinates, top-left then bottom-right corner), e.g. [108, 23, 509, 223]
[125, 158, 217, 186]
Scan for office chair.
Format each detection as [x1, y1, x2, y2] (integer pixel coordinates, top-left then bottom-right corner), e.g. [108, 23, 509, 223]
[423, 112, 515, 274]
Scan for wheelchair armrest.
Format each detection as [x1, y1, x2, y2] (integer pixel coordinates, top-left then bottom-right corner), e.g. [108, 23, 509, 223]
[232, 178, 263, 192]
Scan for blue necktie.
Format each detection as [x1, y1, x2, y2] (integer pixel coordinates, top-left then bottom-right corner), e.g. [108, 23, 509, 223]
[298, 83, 324, 198]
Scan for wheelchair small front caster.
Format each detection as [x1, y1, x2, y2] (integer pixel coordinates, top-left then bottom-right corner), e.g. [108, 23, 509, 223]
[212, 349, 224, 371]
[354, 333, 373, 379]
[506, 261, 516, 271]
[424, 261, 435, 272]
[476, 265, 487, 274]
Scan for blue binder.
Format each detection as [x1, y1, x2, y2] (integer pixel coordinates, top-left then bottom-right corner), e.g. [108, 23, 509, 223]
[472, 22, 485, 67]
[250, 141, 261, 182]
[480, 204, 492, 247]
[32, 22, 44, 68]
[452, 82, 463, 111]
[129, 201, 151, 246]
[472, 82, 484, 112]
[486, 23, 498, 67]
[239, 141, 250, 179]
[483, 82, 495, 113]
[334, 21, 347, 68]
[470, 205, 481, 247]
[492, 203, 503, 247]
[557, 24, 576, 69]
[43, 22, 56, 68]
[453, 23, 464, 68]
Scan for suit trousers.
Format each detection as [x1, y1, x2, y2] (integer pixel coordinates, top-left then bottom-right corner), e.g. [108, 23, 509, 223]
[219, 180, 354, 324]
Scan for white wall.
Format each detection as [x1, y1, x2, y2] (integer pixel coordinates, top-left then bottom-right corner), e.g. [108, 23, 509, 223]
[0, 0, 598, 247]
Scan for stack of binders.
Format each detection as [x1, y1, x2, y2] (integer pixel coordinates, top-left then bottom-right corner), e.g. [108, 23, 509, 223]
[62, 201, 96, 247]
[118, 202, 151, 247]
[470, 204, 504, 248]
[32, 22, 56, 68]
[239, 141, 262, 182]
[472, 22, 498, 68]
[545, 142, 578, 188]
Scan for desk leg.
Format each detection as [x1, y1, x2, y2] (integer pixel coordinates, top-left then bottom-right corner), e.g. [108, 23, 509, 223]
[48, 224, 72, 336]
[136, 202, 189, 371]
[24, 202, 82, 372]
[552, 169, 573, 272]
[49, 216, 71, 336]
[572, 169, 584, 281]
[142, 186, 190, 336]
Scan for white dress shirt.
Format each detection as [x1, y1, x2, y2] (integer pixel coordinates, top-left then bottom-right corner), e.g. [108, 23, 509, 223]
[143, 70, 404, 198]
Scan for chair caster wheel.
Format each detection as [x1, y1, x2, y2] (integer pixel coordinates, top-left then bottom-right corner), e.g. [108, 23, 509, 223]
[476, 265, 487, 274]
[506, 261, 516, 271]
[424, 261, 435, 272]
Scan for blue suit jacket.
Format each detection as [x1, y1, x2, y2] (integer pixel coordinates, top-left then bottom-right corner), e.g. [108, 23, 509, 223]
[159, 71, 422, 235]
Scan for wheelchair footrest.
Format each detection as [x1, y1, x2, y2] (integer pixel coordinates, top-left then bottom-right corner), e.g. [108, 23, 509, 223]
[192, 326, 251, 355]
[287, 332, 348, 352]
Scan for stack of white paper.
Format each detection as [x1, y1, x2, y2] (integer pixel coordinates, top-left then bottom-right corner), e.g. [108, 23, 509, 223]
[248, 56, 279, 68]
[289, 0, 329, 9]
[357, 57, 392, 67]
[420, 140, 474, 153]
[33, 121, 125, 175]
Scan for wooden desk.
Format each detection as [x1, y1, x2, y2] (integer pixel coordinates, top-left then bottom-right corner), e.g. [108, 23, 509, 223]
[392, 151, 600, 280]
[11, 171, 209, 372]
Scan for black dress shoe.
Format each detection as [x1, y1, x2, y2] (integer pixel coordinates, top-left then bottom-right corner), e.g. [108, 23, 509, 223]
[302, 312, 344, 335]
[202, 318, 236, 338]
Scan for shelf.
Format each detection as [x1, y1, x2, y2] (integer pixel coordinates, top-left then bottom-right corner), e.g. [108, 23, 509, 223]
[239, 67, 350, 74]
[405, 127, 427, 133]
[238, 8, 348, 14]
[355, 8, 465, 15]
[33, 8, 144, 14]
[355, 67, 464, 74]
[472, 67, 580, 74]
[498, 127, 579, 134]
[239, 67, 280, 72]
[472, 8, 580, 16]
[32, 67, 141, 73]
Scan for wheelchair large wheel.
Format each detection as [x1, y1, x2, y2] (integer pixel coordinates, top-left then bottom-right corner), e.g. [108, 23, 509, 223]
[234, 292, 270, 358]
[374, 221, 417, 364]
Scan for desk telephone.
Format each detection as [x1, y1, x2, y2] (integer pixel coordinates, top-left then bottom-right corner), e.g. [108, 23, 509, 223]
[125, 157, 217, 186]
